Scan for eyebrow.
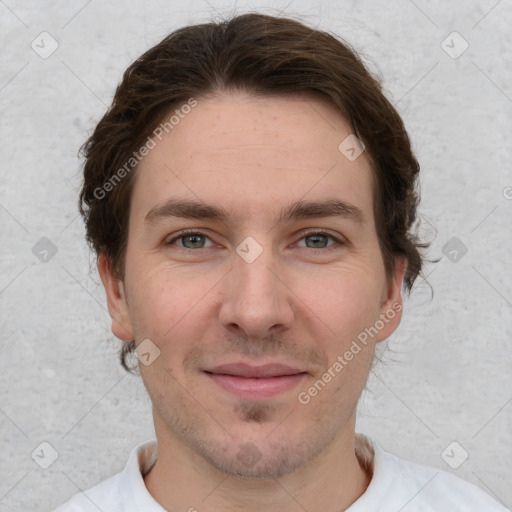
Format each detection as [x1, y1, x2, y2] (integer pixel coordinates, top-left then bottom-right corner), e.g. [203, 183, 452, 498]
[144, 197, 365, 226]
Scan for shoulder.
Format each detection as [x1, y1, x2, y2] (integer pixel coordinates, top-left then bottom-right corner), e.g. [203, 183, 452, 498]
[51, 471, 124, 512]
[351, 435, 509, 512]
[51, 440, 160, 512]
[389, 451, 508, 511]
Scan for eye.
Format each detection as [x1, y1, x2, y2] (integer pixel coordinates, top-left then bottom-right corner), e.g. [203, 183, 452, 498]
[296, 229, 343, 250]
[165, 230, 214, 249]
[165, 229, 344, 251]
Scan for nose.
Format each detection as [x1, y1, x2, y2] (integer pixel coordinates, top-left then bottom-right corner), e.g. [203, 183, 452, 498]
[218, 242, 295, 340]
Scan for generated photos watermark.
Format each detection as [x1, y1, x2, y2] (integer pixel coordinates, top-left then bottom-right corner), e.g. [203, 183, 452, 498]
[93, 97, 198, 200]
[297, 302, 402, 405]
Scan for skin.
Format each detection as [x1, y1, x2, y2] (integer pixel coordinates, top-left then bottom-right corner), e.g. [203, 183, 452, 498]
[99, 91, 406, 512]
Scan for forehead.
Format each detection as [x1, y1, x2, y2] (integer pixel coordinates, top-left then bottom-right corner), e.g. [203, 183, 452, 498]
[131, 92, 375, 225]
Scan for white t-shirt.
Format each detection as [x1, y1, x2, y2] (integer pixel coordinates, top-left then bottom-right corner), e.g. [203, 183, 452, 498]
[53, 436, 509, 512]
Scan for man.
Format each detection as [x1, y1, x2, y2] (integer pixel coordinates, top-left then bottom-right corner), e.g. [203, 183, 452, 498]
[54, 12, 508, 512]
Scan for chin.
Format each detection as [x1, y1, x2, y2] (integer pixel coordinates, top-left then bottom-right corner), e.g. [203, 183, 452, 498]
[198, 442, 317, 479]
[187, 420, 338, 480]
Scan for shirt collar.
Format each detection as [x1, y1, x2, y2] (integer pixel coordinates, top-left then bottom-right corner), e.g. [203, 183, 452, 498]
[118, 439, 165, 511]
[120, 436, 383, 510]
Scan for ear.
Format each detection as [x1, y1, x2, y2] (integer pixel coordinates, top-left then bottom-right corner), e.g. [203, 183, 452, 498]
[375, 255, 407, 343]
[97, 253, 134, 341]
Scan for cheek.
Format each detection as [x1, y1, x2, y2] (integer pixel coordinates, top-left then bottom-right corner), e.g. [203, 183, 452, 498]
[123, 257, 171, 334]
[124, 259, 217, 352]
[296, 265, 382, 336]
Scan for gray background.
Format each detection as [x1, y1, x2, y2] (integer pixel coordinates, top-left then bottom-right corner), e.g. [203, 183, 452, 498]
[0, 1, 511, 511]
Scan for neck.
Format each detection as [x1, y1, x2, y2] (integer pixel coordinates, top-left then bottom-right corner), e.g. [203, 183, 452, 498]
[144, 419, 373, 512]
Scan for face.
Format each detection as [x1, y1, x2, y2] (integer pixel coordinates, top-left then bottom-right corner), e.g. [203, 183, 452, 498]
[100, 91, 405, 478]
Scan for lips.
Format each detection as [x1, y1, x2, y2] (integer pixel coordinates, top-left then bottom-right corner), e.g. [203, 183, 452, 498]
[205, 363, 305, 378]
[204, 363, 307, 399]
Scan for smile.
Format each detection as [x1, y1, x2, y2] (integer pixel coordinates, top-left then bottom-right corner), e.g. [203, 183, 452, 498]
[203, 363, 308, 399]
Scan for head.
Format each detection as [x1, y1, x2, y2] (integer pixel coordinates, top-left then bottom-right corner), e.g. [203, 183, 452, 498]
[80, 13, 426, 478]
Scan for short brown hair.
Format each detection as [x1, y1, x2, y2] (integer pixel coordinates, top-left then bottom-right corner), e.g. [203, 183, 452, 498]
[79, 13, 428, 371]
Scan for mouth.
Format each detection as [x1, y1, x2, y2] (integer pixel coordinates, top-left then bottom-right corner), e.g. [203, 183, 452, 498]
[203, 363, 308, 399]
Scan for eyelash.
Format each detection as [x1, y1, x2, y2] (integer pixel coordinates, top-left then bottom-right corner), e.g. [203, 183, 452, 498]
[165, 228, 344, 251]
